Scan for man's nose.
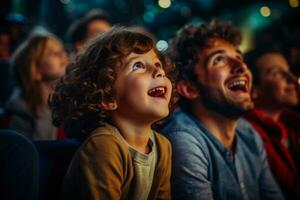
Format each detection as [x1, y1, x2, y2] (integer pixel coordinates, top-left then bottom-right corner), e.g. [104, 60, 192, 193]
[229, 58, 248, 74]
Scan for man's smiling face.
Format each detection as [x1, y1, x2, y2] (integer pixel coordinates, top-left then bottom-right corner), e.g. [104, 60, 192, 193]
[194, 38, 254, 117]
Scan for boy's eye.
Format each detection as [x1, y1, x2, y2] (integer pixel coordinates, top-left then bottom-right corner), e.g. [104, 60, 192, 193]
[132, 62, 146, 71]
[155, 62, 163, 69]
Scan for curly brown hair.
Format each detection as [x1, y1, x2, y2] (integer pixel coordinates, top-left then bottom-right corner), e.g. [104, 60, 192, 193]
[49, 26, 172, 140]
[168, 19, 242, 111]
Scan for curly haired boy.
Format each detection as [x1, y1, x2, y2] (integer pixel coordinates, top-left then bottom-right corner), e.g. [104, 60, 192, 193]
[49, 26, 172, 200]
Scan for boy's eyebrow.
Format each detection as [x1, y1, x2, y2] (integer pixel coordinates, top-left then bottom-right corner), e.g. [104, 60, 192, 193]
[124, 55, 140, 66]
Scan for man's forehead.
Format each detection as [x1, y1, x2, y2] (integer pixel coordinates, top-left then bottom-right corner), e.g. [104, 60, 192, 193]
[202, 38, 240, 54]
[197, 40, 241, 62]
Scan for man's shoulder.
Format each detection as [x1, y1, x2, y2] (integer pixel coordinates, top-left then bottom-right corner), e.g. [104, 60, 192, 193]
[161, 109, 201, 134]
[160, 109, 209, 150]
[237, 118, 264, 151]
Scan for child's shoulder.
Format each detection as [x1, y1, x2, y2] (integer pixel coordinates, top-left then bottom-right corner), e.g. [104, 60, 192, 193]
[153, 130, 171, 150]
[80, 124, 128, 154]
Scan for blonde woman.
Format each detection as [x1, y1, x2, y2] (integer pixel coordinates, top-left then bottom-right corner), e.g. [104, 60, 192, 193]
[5, 34, 68, 140]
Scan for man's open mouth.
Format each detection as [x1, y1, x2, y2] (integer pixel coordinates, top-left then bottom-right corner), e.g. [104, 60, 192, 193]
[227, 80, 248, 93]
[148, 86, 167, 98]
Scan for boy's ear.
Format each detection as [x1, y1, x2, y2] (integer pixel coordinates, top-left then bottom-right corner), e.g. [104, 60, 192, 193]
[100, 100, 118, 111]
[177, 80, 199, 100]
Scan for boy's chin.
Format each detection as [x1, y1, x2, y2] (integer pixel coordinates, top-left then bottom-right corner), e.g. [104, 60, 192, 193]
[149, 110, 169, 122]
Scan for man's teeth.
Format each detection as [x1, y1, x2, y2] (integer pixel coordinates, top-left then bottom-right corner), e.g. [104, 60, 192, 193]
[148, 87, 166, 94]
[228, 80, 246, 89]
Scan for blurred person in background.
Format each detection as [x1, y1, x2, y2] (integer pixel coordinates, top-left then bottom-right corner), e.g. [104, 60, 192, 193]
[67, 9, 111, 55]
[245, 48, 300, 199]
[5, 33, 68, 140]
[0, 27, 14, 106]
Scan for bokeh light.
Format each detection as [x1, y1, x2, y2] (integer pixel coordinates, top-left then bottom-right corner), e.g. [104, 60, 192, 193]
[156, 40, 169, 52]
[260, 6, 271, 17]
[158, 0, 172, 9]
[289, 0, 299, 8]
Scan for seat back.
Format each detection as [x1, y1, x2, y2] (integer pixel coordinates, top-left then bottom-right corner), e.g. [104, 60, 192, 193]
[0, 129, 39, 200]
[34, 140, 80, 200]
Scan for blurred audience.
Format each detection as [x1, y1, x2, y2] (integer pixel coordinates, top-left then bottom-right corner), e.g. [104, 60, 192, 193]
[0, 27, 14, 106]
[5, 12, 29, 54]
[5, 33, 68, 140]
[245, 48, 300, 199]
[67, 9, 111, 55]
[0, 13, 29, 107]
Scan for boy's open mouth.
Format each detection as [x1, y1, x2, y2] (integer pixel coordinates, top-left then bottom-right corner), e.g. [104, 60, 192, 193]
[148, 86, 167, 98]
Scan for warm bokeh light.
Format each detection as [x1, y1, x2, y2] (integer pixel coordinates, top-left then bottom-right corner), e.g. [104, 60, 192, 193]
[289, 0, 299, 8]
[260, 6, 271, 17]
[158, 0, 172, 9]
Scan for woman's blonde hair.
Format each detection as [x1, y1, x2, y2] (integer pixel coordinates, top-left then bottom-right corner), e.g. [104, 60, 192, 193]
[11, 34, 60, 117]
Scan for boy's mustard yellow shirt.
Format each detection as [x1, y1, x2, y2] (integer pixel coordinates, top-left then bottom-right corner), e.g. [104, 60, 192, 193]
[61, 123, 172, 200]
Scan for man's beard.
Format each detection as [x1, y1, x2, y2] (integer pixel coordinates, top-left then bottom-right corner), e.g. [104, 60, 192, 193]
[197, 82, 254, 119]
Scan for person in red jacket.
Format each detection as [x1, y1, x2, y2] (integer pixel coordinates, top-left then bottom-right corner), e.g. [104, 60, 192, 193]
[244, 47, 300, 199]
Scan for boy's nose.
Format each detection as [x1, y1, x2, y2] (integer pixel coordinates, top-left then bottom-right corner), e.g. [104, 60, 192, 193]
[152, 67, 165, 78]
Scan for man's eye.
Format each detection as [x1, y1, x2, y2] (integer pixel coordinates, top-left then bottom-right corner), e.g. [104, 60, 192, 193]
[213, 55, 226, 64]
[132, 62, 146, 71]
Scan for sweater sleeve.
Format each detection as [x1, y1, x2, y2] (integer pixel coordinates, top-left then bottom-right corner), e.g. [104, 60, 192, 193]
[74, 134, 131, 200]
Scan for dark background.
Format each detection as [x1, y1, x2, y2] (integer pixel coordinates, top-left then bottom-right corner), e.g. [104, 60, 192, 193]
[1, 0, 300, 53]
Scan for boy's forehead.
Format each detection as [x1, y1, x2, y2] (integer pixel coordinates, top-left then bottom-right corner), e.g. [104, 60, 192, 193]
[126, 48, 158, 60]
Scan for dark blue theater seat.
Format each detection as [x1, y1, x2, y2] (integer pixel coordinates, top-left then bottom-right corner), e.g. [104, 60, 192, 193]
[34, 139, 80, 200]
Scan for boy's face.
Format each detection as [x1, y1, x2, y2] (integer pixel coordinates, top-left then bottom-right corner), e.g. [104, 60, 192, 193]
[194, 38, 253, 117]
[112, 49, 172, 124]
[254, 53, 298, 108]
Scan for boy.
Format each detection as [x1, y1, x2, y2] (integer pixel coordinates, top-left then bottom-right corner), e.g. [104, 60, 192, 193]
[49, 27, 172, 200]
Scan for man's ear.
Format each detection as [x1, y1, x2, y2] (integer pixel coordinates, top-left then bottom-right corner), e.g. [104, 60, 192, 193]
[100, 100, 118, 110]
[177, 80, 199, 100]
